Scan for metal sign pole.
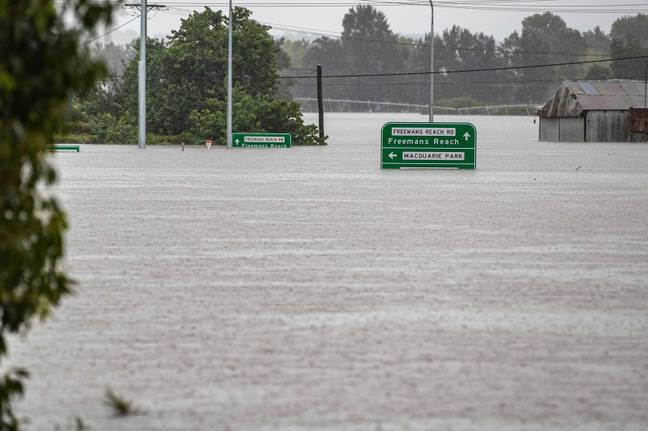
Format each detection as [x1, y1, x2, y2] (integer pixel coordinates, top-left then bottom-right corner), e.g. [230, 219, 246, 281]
[317, 65, 325, 144]
[644, 57, 648, 109]
[429, 0, 434, 123]
[138, 0, 147, 149]
[227, 0, 233, 149]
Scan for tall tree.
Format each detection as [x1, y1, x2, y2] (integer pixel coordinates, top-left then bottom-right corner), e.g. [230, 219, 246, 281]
[583, 26, 611, 55]
[340, 5, 410, 103]
[610, 14, 648, 46]
[502, 13, 587, 103]
[610, 14, 648, 80]
[89, 7, 320, 144]
[118, 7, 283, 135]
[301, 37, 346, 101]
[430, 26, 507, 103]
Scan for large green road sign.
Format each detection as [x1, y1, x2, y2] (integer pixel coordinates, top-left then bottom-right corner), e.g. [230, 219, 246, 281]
[381, 122, 476, 169]
[232, 132, 292, 148]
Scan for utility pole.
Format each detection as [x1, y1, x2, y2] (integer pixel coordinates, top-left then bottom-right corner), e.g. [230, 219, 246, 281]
[644, 57, 648, 109]
[139, 0, 147, 149]
[227, 0, 233, 148]
[126, 2, 163, 149]
[317, 65, 325, 144]
[429, 0, 434, 122]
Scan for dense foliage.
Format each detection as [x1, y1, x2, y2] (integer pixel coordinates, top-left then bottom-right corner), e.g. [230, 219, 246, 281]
[80, 8, 322, 145]
[76, 8, 648, 121]
[609, 14, 648, 80]
[70, 7, 648, 126]
[287, 8, 648, 107]
[0, 0, 115, 428]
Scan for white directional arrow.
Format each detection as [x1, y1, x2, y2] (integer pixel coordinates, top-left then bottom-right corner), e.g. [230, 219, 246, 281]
[463, 132, 471, 141]
[388, 152, 397, 160]
[235, 139, 240, 144]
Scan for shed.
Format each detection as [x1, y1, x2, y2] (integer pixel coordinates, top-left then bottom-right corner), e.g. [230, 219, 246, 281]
[538, 80, 648, 142]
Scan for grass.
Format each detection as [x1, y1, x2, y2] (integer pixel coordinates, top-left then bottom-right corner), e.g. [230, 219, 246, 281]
[75, 417, 88, 430]
[103, 387, 138, 417]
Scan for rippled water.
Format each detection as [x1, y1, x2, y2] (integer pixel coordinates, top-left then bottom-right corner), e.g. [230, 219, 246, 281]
[11, 114, 648, 430]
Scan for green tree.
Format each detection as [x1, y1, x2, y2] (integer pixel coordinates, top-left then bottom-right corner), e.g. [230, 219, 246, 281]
[300, 36, 348, 103]
[503, 13, 587, 103]
[188, 87, 320, 145]
[585, 64, 612, 80]
[89, 7, 321, 143]
[583, 26, 611, 55]
[0, 0, 116, 428]
[426, 26, 507, 104]
[281, 39, 311, 69]
[299, 5, 418, 108]
[610, 38, 648, 80]
[609, 15, 648, 80]
[610, 14, 648, 46]
[340, 5, 411, 104]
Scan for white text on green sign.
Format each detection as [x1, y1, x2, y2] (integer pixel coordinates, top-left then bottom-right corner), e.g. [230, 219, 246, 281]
[381, 122, 476, 170]
[232, 133, 292, 148]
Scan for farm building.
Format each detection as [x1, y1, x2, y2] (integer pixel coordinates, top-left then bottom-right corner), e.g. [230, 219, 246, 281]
[538, 80, 648, 142]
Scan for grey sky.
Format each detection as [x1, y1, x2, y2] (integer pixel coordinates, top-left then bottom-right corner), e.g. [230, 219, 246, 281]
[104, 1, 642, 45]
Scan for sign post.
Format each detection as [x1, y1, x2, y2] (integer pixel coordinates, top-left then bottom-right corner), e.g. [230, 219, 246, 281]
[232, 133, 292, 148]
[381, 122, 476, 169]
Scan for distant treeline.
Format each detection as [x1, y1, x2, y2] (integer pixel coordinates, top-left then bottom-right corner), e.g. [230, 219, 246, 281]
[280, 7, 648, 107]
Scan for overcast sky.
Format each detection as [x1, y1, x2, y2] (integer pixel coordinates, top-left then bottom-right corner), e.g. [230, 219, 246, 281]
[104, 0, 643, 45]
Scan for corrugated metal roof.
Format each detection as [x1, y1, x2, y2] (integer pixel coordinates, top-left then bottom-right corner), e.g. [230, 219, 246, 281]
[592, 82, 623, 96]
[539, 79, 648, 118]
[578, 81, 599, 95]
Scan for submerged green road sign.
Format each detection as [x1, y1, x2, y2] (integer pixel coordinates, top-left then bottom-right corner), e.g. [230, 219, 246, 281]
[232, 132, 292, 148]
[381, 122, 476, 169]
[48, 145, 80, 152]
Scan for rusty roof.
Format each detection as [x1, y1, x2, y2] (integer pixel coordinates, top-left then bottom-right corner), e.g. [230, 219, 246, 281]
[539, 80, 648, 118]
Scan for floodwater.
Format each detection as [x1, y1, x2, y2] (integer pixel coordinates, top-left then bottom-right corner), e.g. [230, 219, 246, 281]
[10, 114, 648, 430]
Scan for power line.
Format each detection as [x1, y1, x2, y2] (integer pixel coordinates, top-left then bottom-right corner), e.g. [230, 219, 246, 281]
[157, 7, 610, 58]
[265, 21, 609, 58]
[55, 0, 648, 13]
[100, 64, 643, 88]
[315, 75, 641, 87]
[278, 54, 648, 79]
[133, 1, 648, 14]
[85, 14, 141, 45]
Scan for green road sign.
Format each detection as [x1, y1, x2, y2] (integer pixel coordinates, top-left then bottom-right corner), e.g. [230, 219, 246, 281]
[48, 145, 80, 152]
[381, 122, 476, 169]
[232, 132, 292, 148]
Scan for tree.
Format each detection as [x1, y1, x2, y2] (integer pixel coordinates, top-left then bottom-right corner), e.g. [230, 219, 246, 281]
[609, 15, 648, 80]
[0, 0, 116, 429]
[610, 14, 648, 47]
[281, 39, 311, 69]
[503, 13, 587, 103]
[301, 36, 345, 100]
[290, 9, 625, 108]
[426, 26, 507, 104]
[583, 26, 610, 55]
[86, 7, 321, 144]
[585, 64, 612, 80]
[299, 5, 417, 107]
[610, 38, 648, 80]
[340, 5, 410, 103]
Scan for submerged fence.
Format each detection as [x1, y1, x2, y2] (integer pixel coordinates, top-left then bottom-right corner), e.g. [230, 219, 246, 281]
[295, 97, 541, 115]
